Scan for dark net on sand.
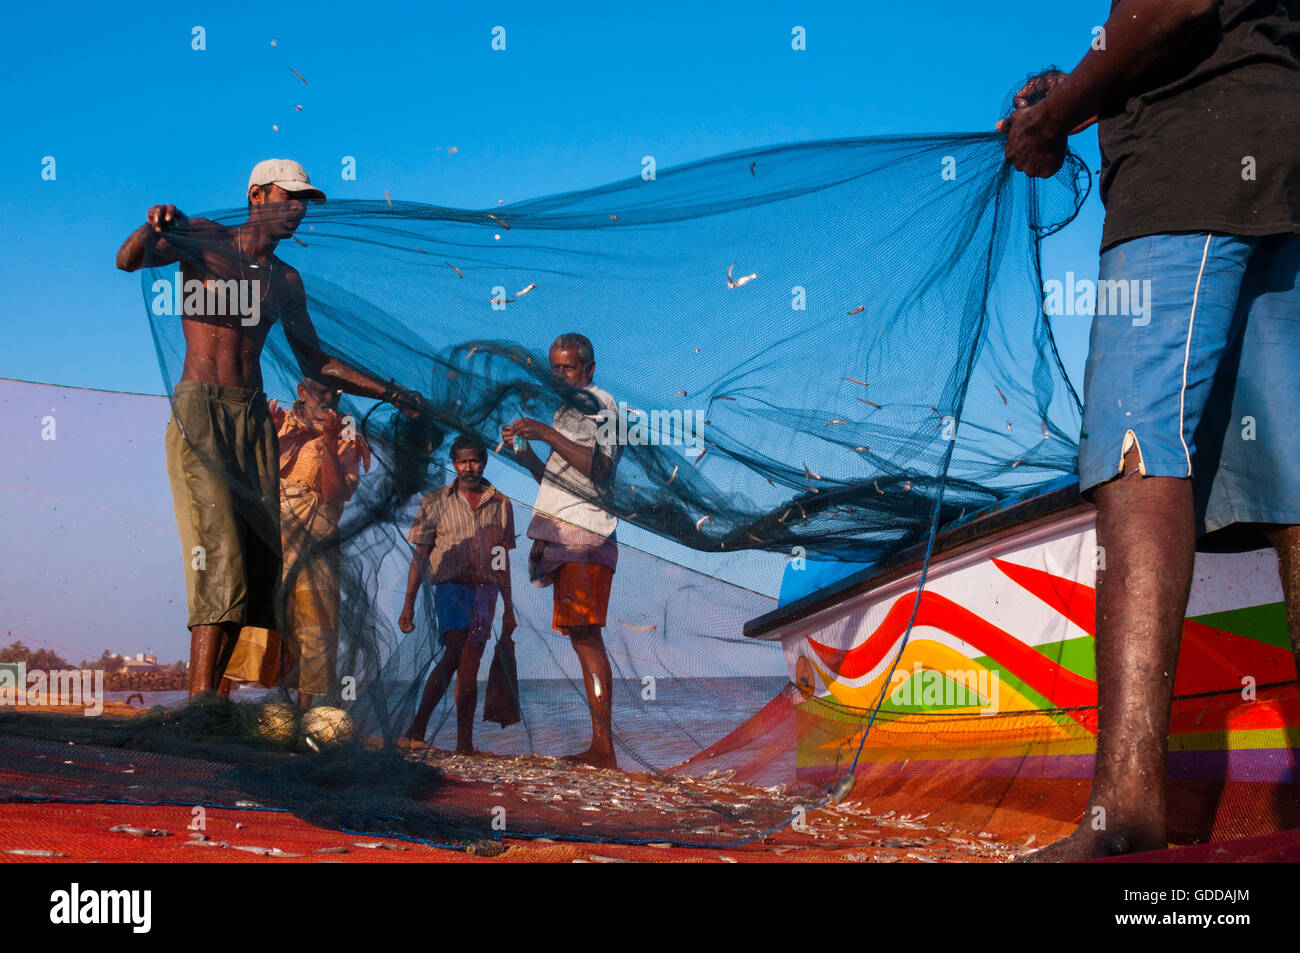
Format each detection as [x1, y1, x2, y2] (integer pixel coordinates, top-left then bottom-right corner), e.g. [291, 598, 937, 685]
[2, 105, 1092, 848]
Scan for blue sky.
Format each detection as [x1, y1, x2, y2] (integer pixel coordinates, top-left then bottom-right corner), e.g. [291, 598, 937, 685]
[0, 0, 1109, 661]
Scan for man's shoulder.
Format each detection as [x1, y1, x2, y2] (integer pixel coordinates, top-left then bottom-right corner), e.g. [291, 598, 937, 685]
[418, 483, 455, 507]
[272, 258, 305, 291]
[585, 385, 617, 410]
[185, 217, 227, 235]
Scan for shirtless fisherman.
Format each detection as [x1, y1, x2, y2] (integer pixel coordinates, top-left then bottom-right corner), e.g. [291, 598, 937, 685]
[116, 159, 422, 697]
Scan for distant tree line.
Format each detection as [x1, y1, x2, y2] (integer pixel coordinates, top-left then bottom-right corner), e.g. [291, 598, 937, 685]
[1, 642, 188, 691]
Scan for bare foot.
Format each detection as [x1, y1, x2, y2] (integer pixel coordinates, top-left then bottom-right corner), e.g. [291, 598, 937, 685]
[396, 737, 429, 752]
[1019, 825, 1166, 863]
[455, 746, 491, 756]
[561, 749, 618, 770]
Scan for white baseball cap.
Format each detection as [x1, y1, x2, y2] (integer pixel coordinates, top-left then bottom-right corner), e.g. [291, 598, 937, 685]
[248, 158, 327, 203]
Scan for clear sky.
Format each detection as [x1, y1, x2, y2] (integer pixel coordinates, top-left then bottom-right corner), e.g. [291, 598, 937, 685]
[0, 0, 1110, 662]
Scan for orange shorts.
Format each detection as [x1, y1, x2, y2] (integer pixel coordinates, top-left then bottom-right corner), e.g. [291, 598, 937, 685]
[552, 562, 614, 631]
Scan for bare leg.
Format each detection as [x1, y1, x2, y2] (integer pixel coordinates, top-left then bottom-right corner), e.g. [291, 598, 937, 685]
[1028, 449, 1194, 861]
[213, 623, 239, 687]
[563, 625, 617, 769]
[454, 639, 486, 754]
[1258, 525, 1300, 678]
[189, 623, 239, 696]
[297, 692, 315, 710]
[406, 628, 469, 742]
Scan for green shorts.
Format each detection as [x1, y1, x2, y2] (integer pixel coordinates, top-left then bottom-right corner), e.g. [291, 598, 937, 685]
[165, 381, 281, 629]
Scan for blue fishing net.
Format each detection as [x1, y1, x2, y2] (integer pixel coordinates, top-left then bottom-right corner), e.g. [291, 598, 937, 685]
[142, 131, 1087, 564]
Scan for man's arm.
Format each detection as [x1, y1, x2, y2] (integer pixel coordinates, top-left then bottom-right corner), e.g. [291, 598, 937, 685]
[502, 418, 613, 485]
[315, 413, 354, 507]
[398, 542, 434, 633]
[116, 206, 217, 272]
[1000, 0, 1220, 177]
[279, 270, 423, 415]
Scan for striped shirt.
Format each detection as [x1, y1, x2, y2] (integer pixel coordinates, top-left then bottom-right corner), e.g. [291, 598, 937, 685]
[408, 480, 515, 584]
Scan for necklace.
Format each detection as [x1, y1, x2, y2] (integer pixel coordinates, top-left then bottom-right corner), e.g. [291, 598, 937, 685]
[237, 225, 274, 304]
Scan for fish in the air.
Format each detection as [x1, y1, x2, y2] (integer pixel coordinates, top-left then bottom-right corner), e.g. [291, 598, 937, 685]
[619, 620, 657, 632]
[727, 264, 757, 288]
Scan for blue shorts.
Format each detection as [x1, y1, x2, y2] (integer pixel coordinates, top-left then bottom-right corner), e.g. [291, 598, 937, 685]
[1078, 233, 1300, 537]
[434, 582, 499, 645]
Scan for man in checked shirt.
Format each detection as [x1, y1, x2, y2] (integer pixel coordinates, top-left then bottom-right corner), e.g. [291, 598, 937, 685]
[399, 434, 518, 754]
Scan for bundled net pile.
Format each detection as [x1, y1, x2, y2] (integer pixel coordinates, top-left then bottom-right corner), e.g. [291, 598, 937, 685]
[5, 105, 1092, 847]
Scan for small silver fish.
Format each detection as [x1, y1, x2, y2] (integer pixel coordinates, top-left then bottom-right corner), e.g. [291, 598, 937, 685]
[619, 620, 657, 632]
[727, 264, 757, 288]
[108, 825, 170, 838]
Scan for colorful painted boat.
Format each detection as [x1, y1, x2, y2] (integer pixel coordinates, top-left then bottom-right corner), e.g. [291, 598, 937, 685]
[705, 480, 1300, 845]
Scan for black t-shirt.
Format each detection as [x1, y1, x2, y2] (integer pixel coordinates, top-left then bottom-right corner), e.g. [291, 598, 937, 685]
[1097, 0, 1300, 251]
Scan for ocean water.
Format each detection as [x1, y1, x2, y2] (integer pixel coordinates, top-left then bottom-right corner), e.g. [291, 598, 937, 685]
[104, 676, 788, 771]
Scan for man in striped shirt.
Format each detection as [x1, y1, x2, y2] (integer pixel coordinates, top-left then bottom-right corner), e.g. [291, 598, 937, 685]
[399, 434, 517, 754]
